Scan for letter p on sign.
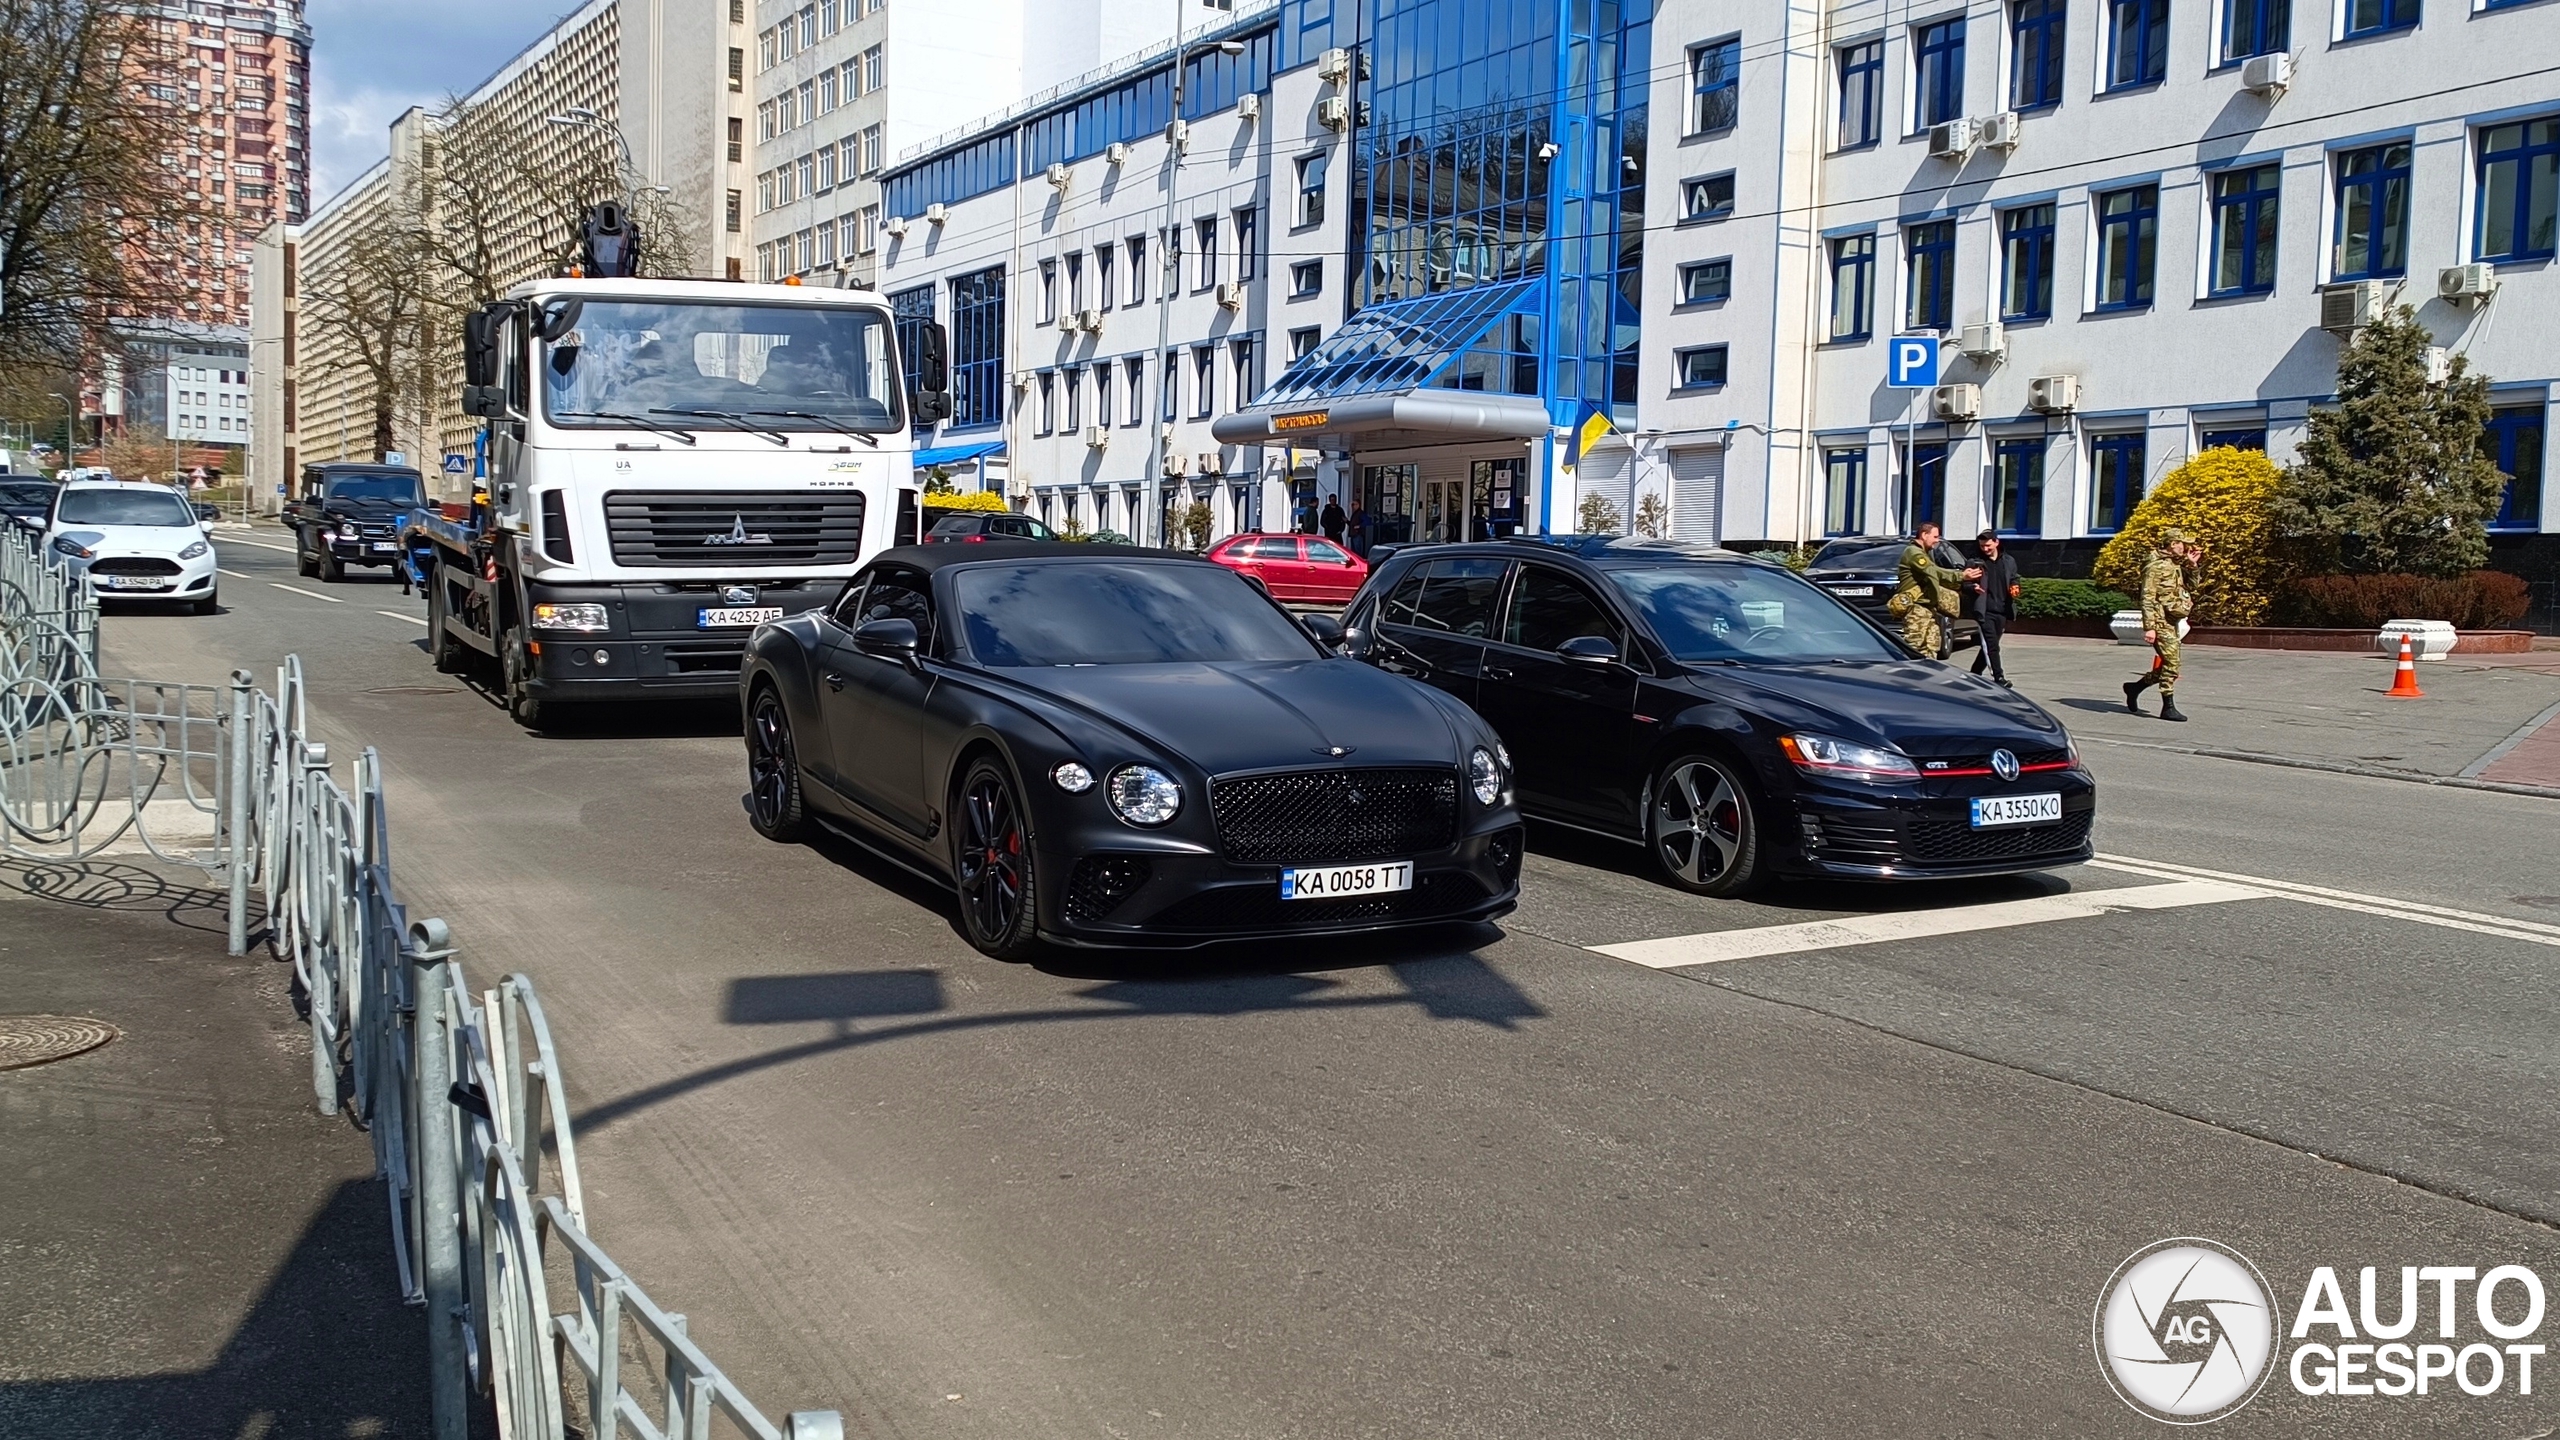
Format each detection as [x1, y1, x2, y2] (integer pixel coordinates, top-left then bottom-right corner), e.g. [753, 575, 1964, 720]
[1890, 336, 1941, 388]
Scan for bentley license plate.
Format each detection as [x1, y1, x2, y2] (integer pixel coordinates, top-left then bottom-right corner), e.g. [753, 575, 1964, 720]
[1280, 861, 1414, 901]
[696, 606, 783, 628]
[1971, 793, 2062, 828]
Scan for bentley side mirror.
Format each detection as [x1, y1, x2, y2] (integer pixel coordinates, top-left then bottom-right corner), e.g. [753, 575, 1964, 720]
[1557, 634, 1620, 667]
[1299, 612, 1345, 647]
[853, 617, 920, 663]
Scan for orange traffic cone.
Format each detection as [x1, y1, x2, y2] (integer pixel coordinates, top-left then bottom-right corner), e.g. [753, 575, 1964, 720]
[2385, 633, 2425, 699]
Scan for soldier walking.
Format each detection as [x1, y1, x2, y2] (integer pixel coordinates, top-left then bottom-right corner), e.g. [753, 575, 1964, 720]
[1892, 521, 1980, 658]
[2123, 528, 2200, 722]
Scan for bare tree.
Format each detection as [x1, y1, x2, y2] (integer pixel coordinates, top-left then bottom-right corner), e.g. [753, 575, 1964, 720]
[299, 210, 441, 461]
[422, 94, 697, 313]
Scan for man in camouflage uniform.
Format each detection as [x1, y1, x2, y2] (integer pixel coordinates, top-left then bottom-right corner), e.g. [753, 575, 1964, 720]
[1894, 521, 1979, 657]
[2123, 528, 2200, 722]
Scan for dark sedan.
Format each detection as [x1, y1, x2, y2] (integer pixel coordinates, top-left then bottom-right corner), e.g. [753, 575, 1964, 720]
[1, 478, 58, 532]
[1802, 535, 1979, 653]
[740, 543, 1524, 958]
[1340, 536, 2093, 896]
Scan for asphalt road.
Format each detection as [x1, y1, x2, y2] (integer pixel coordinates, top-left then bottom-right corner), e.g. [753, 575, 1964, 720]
[95, 528, 2560, 1437]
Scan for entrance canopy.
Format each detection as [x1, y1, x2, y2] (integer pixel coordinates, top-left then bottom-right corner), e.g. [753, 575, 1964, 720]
[1213, 279, 1552, 449]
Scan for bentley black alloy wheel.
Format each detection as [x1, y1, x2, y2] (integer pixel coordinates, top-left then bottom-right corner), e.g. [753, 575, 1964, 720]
[1649, 753, 1767, 897]
[746, 689, 811, 842]
[954, 757, 1041, 961]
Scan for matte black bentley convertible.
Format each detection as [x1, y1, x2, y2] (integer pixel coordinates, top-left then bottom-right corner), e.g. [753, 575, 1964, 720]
[739, 543, 1525, 958]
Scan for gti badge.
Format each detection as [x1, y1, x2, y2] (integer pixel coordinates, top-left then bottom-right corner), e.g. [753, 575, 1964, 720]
[704, 514, 772, 546]
[721, 584, 759, 606]
[1990, 748, 2020, 782]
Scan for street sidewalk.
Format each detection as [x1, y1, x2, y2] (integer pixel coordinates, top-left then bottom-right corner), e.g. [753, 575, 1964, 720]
[0, 857, 430, 1437]
[1995, 633, 2560, 791]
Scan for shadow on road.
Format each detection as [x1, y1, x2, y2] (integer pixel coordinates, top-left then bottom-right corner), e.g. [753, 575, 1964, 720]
[1, 857, 234, 939]
[1523, 816, 2075, 917]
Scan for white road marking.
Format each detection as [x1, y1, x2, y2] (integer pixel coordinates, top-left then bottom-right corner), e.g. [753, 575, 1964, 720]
[268, 582, 344, 604]
[1589, 879, 2265, 969]
[2090, 853, 2560, 951]
[377, 609, 427, 626]
[218, 568, 252, 579]
[221, 537, 300, 555]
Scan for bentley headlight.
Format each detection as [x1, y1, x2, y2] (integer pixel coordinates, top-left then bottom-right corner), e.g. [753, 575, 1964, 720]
[1104, 764, 1182, 826]
[1052, 762, 1095, 793]
[1469, 747, 1503, 806]
[179, 540, 210, 560]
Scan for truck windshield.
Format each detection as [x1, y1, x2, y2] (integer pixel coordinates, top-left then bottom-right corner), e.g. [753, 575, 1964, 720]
[541, 300, 902, 434]
[323, 475, 423, 504]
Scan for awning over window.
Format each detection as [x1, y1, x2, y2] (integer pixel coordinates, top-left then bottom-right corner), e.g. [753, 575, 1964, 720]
[1213, 280, 1553, 448]
[914, 439, 1006, 467]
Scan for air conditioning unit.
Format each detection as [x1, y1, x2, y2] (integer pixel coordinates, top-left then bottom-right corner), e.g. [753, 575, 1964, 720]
[1105, 141, 1131, 167]
[2027, 374, 2079, 414]
[2424, 346, 2453, 386]
[1318, 96, 1351, 131]
[1162, 452, 1191, 476]
[1957, 322, 2005, 359]
[882, 215, 909, 238]
[1197, 451, 1224, 475]
[1166, 118, 1190, 153]
[2319, 279, 2389, 333]
[1927, 118, 1978, 160]
[1236, 93, 1261, 121]
[1158, 422, 1176, 443]
[923, 202, 947, 226]
[1057, 311, 1084, 334]
[1931, 383, 1982, 421]
[1084, 424, 1110, 449]
[1214, 280, 1244, 310]
[1045, 161, 1071, 193]
[1075, 308, 1102, 332]
[1978, 112, 2023, 152]
[2439, 263, 2498, 305]
[1012, 373, 1033, 392]
[2240, 52, 2292, 97]
[1316, 47, 1352, 84]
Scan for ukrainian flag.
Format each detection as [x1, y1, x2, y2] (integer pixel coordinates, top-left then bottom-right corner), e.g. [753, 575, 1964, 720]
[1566, 404, 1615, 470]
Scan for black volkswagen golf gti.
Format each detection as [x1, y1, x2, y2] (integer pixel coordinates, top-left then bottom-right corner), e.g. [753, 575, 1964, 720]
[740, 543, 1524, 958]
[1341, 536, 2094, 896]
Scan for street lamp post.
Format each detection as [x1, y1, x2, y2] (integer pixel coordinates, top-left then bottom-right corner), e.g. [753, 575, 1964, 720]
[53, 393, 76, 474]
[1145, 28, 1247, 549]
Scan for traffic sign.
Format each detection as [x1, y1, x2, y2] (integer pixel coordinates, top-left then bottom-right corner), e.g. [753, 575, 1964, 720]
[1888, 336, 1942, 389]
[443, 454, 470, 475]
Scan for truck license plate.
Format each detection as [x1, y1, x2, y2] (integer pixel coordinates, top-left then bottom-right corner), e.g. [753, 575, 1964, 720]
[1970, 793, 2062, 828]
[697, 606, 783, 628]
[1280, 861, 1414, 901]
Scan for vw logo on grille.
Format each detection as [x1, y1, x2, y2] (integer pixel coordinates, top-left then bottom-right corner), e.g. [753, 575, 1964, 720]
[1990, 748, 2021, 782]
[721, 584, 759, 606]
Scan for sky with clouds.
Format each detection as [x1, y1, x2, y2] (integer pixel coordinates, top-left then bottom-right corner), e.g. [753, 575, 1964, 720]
[306, 0, 570, 205]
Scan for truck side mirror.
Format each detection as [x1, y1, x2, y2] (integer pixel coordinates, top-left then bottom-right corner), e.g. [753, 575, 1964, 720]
[919, 320, 949, 393]
[463, 306, 500, 389]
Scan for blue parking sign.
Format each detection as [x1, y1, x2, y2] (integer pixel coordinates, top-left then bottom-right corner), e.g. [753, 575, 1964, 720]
[1888, 336, 1941, 389]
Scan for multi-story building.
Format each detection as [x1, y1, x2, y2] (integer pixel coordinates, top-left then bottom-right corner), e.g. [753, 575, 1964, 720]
[129, 0, 311, 331]
[166, 345, 255, 449]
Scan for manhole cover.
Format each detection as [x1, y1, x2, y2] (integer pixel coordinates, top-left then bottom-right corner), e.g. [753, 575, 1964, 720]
[363, 686, 463, 696]
[0, 1016, 119, 1070]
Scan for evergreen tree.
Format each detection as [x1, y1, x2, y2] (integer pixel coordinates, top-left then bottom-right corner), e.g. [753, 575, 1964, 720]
[2276, 305, 2505, 577]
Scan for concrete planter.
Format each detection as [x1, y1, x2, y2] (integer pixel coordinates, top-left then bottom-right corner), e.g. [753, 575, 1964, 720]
[2376, 618, 2457, 661]
[2110, 611, 2188, 646]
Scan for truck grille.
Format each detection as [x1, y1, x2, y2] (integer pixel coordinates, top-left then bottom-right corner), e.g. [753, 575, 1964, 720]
[1208, 767, 1458, 864]
[603, 491, 866, 568]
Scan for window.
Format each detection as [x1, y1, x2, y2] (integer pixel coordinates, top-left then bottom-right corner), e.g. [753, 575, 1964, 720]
[1683, 173, 1736, 222]
[817, 145, 838, 192]
[1838, 41, 1884, 149]
[758, 100, 777, 142]
[1126, 236, 1147, 304]
[1096, 248, 1116, 309]
[1992, 438, 2045, 535]
[727, 117, 743, 163]
[859, 126, 884, 177]
[818, 67, 838, 114]
[1093, 364, 1113, 429]
[1296, 153, 1328, 227]
[819, 0, 838, 33]
[1160, 350, 1181, 421]
[1905, 220, 1956, 330]
[1233, 336, 1259, 405]
[1062, 367, 1082, 431]
[2477, 118, 2559, 263]
[724, 189, 741, 233]
[1690, 36, 1741, 134]
[1036, 372, 1055, 434]
[2001, 204, 2056, 319]
[795, 155, 816, 201]
[1291, 259, 1323, 297]
[1192, 346, 1216, 417]
[2334, 142, 2410, 278]
[756, 169, 774, 212]
[1504, 567, 1623, 652]
[1289, 326, 1321, 360]
[1384, 558, 1508, 638]
[2108, 0, 2168, 87]
[2199, 426, 2266, 450]
[2012, 0, 2066, 112]
[1195, 217, 1219, 288]
[1676, 346, 1730, 389]
[1679, 258, 1732, 304]
[2094, 184, 2159, 309]
[853, 205, 880, 254]
[1913, 17, 1966, 129]
[860, 44, 883, 94]
[2344, 0, 2418, 36]
[1830, 233, 1877, 340]
[1822, 448, 1867, 535]
[1125, 357, 1147, 425]
[756, 243, 775, 282]
[1236, 207, 1259, 281]
[1898, 442, 1948, 529]
[2089, 432, 2146, 531]
[1066, 251, 1084, 311]
[814, 221, 837, 268]
[799, 6, 817, 47]
[728, 46, 745, 91]
[797, 81, 815, 127]
[759, 30, 777, 69]
[2486, 405, 2545, 529]
[2221, 0, 2287, 63]
[1039, 259, 1057, 322]
[2209, 164, 2281, 296]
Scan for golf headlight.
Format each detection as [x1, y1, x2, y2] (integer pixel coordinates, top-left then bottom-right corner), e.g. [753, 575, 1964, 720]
[1104, 764, 1182, 826]
[179, 540, 209, 560]
[530, 602, 610, 632]
[1469, 746, 1503, 805]
[1778, 732, 1920, 782]
[53, 535, 94, 560]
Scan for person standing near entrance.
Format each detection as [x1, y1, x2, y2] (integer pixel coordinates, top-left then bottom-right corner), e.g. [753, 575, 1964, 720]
[1890, 521, 1979, 658]
[1968, 529, 2020, 686]
[1347, 500, 1370, 556]
[2124, 529, 2199, 722]
[1320, 494, 1347, 544]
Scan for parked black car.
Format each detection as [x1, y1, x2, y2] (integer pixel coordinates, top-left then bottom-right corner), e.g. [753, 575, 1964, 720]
[1340, 536, 2092, 896]
[740, 543, 1524, 958]
[1802, 535, 1979, 652]
[285, 462, 426, 581]
[922, 509, 1059, 543]
[0, 477, 58, 533]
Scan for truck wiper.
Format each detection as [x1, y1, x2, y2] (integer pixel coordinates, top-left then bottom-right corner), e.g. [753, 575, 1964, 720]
[651, 408, 790, 446]
[552, 410, 697, 444]
[742, 409, 880, 447]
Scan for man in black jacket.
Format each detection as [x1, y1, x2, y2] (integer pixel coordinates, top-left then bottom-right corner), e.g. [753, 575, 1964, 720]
[1969, 529, 2021, 687]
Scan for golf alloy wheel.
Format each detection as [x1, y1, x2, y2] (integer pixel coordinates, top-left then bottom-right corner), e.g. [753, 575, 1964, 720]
[1649, 754, 1767, 897]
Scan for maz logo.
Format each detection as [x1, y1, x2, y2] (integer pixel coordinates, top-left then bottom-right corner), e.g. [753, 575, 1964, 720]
[703, 514, 772, 546]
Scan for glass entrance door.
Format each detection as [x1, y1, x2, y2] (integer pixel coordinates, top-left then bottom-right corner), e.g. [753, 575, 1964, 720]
[1419, 477, 1467, 542]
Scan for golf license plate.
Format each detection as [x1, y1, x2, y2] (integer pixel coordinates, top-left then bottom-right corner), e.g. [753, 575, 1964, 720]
[104, 575, 170, 590]
[697, 606, 783, 629]
[1970, 792, 2062, 828]
[1825, 585, 1876, 597]
[1280, 860, 1414, 901]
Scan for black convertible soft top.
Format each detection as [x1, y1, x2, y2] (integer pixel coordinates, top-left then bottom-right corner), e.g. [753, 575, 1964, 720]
[864, 540, 1216, 574]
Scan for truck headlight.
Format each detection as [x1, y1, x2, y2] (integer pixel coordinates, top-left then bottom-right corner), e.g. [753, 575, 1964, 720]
[1104, 765, 1182, 827]
[1469, 747, 1503, 806]
[179, 540, 210, 560]
[530, 603, 610, 632]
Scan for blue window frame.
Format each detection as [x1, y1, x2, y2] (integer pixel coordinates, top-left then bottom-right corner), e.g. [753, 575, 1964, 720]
[2222, 0, 2288, 63]
[2476, 118, 2559, 264]
[1914, 18, 1967, 129]
[2199, 426, 2266, 450]
[1905, 220, 1956, 331]
[2090, 432, 2146, 532]
[2002, 204, 2056, 319]
[2486, 405, 2546, 530]
[1679, 258, 1733, 304]
[1993, 438, 2046, 535]
[1823, 448, 1868, 535]
[2011, 0, 2066, 112]
[1676, 345, 1730, 389]
[1683, 173, 1737, 222]
[1830, 234, 1876, 341]
[2343, 0, 2418, 37]
[889, 283, 936, 434]
[1838, 40, 1884, 149]
[2094, 185, 2159, 310]
[946, 266, 1006, 429]
[1691, 36, 1741, 133]
[2334, 142, 2411, 279]
[2107, 0, 2168, 88]
[1897, 442, 1948, 531]
[2209, 164, 2281, 297]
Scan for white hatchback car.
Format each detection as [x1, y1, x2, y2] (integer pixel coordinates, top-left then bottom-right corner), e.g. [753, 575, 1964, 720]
[45, 479, 220, 612]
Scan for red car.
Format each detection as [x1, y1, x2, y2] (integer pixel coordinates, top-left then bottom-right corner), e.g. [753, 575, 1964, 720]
[1205, 533, 1368, 605]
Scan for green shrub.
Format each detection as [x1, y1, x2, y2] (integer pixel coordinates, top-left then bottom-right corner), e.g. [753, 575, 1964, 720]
[2013, 577, 2135, 620]
[2275, 571, 2531, 628]
[2093, 446, 2288, 626]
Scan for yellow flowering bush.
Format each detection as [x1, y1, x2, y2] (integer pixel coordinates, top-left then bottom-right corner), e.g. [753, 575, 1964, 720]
[2092, 446, 2289, 627]
[920, 489, 1014, 514]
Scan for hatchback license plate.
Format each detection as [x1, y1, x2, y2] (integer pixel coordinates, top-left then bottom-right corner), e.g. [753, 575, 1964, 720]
[697, 606, 783, 628]
[1825, 585, 1876, 597]
[1280, 861, 1414, 901]
[1971, 792, 2062, 828]
[104, 575, 170, 590]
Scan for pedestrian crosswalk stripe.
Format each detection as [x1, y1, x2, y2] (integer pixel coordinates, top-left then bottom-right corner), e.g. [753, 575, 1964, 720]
[2090, 853, 2560, 950]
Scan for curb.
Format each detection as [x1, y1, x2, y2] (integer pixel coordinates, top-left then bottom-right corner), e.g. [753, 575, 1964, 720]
[2077, 733, 2560, 801]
